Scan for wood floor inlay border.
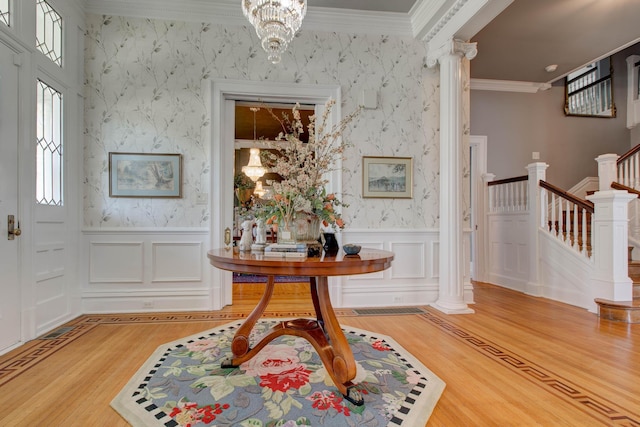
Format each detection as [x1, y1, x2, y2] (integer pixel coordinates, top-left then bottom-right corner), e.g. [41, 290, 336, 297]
[418, 309, 640, 426]
[0, 310, 349, 387]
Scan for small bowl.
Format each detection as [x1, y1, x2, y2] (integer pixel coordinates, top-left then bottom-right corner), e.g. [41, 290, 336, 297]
[343, 244, 361, 255]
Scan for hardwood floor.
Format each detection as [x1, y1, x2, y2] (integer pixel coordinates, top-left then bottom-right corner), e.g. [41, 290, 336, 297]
[0, 281, 639, 426]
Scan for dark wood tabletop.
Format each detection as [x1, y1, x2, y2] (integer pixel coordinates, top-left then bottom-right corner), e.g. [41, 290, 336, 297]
[207, 247, 395, 277]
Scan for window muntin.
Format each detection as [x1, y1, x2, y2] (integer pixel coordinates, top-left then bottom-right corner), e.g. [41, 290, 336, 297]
[0, 0, 9, 26]
[36, 0, 63, 66]
[36, 79, 63, 206]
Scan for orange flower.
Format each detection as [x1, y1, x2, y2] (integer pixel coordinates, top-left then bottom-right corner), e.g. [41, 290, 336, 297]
[335, 218, 344, 228]
[326, 193, 336, 201]
[266, 215, 278, 225]
[324, 203, 334, 212]
[322, 220, 329, 227]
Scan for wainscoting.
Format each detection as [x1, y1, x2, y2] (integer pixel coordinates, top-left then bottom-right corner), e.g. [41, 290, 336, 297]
[81, 228, 211, 313]
[81, 228, 467, 312]
[338, 229, 471, 308]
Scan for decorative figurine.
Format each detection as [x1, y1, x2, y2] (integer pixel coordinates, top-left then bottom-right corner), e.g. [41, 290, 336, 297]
[239, 219, 254, 252]
[252, 218, 267, 252]
[255, 218, 267, 245]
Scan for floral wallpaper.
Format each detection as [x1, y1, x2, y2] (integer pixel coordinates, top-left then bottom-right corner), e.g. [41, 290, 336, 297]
[84, 14, 441, 229]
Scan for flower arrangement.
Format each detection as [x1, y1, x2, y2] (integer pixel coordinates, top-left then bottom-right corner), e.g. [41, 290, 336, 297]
[256, 99, 360, 236]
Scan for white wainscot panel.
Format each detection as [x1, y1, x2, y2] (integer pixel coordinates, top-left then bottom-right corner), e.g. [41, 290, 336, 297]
[152, 242, 203, 282]
[90, 242, 144, 283]
[389, 242, 426, 279]
[82, 228, 211, 313]
[339, 229, 438, 307]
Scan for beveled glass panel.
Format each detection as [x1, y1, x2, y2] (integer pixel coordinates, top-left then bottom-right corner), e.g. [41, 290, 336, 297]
[0, 0, 9, 26]
[36, 79, 63, 206]
[36, 0, 63, 66]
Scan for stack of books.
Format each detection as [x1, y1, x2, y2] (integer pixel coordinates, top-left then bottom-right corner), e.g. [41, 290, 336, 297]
[264, 243, 308, 258]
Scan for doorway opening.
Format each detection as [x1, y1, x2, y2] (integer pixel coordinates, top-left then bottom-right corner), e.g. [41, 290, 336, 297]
[211, 80, 341, 309]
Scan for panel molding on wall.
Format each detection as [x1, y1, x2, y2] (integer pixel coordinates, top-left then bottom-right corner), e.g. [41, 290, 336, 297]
[81, 228, 211, 313]
[338, 229, 471, 308]
[81, 227, 473, 312]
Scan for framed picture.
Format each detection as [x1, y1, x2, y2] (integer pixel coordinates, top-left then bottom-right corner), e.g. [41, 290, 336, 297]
[109, 152, 182, 198]
[362, 156, 413, 198]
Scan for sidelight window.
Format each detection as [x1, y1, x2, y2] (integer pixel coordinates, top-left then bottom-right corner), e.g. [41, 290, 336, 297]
[36, 79, 63, 206]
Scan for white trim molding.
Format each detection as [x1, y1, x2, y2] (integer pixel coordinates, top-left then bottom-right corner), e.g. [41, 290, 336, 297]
[471, 79, 552, 93]
[84, 0, 412, 37]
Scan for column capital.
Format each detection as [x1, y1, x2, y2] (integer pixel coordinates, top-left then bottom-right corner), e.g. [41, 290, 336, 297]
[427, 39, 478, 68]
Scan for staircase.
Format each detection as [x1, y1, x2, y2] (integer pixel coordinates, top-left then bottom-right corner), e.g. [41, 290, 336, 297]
[595, 255, 640, 323]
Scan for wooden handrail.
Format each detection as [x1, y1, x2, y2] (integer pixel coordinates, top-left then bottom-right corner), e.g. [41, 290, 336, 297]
[539, 180, 594, 213]
[487, 175, 528, 187]
[566, 67, 597, 85]
[616, 143, 640, 164]
[611, 181, 640, 197]
[567, 75, 610, 95]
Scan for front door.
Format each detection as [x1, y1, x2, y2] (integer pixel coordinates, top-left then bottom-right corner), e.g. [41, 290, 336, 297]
[0, 40, 21, 352]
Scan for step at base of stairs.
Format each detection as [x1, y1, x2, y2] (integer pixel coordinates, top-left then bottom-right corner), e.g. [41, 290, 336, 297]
[595, 298, 640, 323]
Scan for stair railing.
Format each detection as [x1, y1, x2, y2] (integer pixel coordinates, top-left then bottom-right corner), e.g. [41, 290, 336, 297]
[539, 180, 594, 258]
[616, 144, 640, 189]
[565, 66, 614, 117]
[487, 175, 528, 213]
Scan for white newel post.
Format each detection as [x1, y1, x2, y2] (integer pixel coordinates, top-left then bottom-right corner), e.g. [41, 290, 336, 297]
[526, 162, 548, 296]
[596, 153, 619, 190]
[586, 190, 635, 312]
[427, 39, 476, 314]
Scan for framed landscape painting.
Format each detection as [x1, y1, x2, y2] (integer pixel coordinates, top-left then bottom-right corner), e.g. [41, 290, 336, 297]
[109, 152, 182, 198]
[362, 156, 413, 199]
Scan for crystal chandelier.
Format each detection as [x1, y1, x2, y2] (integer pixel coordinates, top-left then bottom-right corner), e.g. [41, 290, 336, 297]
[242, 107, 266, 182]
[242, 0, 307, 64]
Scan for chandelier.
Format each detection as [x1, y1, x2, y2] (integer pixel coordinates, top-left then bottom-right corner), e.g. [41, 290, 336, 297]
[241, 0, 307, 64]
[242, 107, 266, 182]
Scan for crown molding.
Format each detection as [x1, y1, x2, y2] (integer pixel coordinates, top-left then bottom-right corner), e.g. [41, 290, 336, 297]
[470, 79, 552, 93]
[409, 0, 452, 40]
[83, 0, 413, 37]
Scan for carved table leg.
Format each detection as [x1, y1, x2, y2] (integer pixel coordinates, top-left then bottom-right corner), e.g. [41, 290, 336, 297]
[221, 275, 275, 368]
[312, 276, 362, 405]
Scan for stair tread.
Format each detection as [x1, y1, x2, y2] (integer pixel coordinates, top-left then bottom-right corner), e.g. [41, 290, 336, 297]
[594, 298, 640, 308]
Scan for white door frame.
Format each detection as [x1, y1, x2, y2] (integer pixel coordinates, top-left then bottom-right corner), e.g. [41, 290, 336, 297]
[470, 135, 487, 282]
[210, 79, 341, 309]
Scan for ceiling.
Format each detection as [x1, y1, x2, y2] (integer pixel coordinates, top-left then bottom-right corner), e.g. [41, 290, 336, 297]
[308, 0, 640, 84]
[87, 0, 640, 84]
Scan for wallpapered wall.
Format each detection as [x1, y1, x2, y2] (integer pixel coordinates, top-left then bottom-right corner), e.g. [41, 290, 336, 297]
[83, 14, 441, 229]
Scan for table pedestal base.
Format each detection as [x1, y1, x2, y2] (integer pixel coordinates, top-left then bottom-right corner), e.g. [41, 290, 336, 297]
[221, 275, 363, 406]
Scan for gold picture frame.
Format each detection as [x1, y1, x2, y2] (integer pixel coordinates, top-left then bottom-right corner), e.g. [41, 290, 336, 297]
[362, 156, 413, 199]
[109, 152, 183, 198]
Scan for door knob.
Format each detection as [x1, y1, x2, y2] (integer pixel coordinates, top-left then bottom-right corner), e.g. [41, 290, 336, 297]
[8, 215, 21, 240]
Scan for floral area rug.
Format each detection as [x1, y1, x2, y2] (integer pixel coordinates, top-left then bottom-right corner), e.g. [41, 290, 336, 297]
[111, 319, 445, 426]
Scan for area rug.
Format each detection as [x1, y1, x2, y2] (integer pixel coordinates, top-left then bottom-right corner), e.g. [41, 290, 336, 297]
[111, 319, 445, 426]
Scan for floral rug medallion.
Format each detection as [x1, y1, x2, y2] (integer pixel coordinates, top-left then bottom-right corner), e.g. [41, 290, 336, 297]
[111, 319, 445, 426]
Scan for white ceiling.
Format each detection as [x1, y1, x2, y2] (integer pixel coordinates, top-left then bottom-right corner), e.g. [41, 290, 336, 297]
[309, 0, 417, 14]
[312, 0, 640, 84]
[85, 0, 640, 84]
[470, 0, 640, 84]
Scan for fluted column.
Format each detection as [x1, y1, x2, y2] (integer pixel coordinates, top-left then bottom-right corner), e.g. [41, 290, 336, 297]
[427, 39, 476, 314]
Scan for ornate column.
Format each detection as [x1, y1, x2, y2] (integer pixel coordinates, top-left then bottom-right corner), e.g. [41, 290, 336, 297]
[427, 39, 476, 314]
